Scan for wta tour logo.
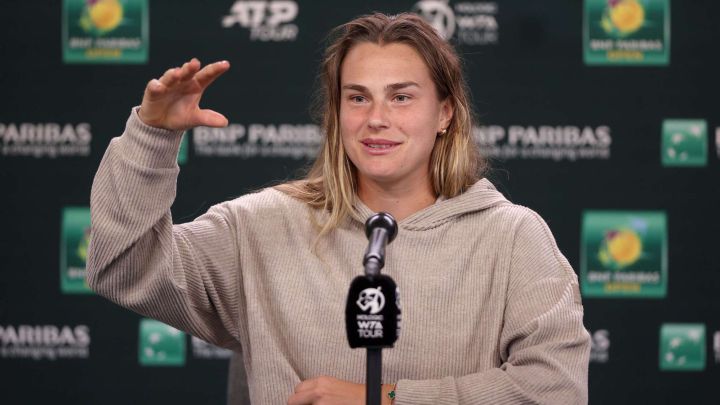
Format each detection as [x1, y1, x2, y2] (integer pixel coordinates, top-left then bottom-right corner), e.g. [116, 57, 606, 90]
[583, 0, 670, 65]
[356, 287, 385, 338]
[660, 323, 706, 371]
[138, 319, 186, 366]
[60, 207, 93, 294]
[413, 1, 499, 46]
[357, 287, 385, 315]
[581, 211, 667, 298]
[661, 119, 708, 167]
[63, 0, 149, 63]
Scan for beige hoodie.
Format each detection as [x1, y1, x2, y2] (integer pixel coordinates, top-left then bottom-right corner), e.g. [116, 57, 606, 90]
[88, 108, 590, 405]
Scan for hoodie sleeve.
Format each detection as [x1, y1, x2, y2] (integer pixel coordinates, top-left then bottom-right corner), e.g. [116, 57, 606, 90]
[86, 108, 243, 351]
[393, 209, 590, 405]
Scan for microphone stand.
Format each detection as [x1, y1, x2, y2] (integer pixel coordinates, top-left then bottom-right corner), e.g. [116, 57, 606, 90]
[346, 212, 399, 405]
[364, 258, 383, 405]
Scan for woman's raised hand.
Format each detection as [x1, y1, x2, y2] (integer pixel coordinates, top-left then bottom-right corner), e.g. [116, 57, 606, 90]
[138, 58, 230, 131]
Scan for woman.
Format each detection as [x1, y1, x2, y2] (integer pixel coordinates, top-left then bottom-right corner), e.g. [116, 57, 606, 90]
[88, 13, 590, 405]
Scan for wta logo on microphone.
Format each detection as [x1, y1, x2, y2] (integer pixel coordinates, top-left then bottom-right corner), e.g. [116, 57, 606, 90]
[357, 287, 385, 314]
[356, 287, 386, 338]
[346, 276, 401, 348]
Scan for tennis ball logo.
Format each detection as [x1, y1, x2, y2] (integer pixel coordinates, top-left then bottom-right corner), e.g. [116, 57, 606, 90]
[601, 0, 645, 36]
[598, 228, 643, 270]
[79, 0, 124, 34]
[89, 0, 123, 30]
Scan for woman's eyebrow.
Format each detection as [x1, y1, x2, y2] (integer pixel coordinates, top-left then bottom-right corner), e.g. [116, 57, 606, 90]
[385, 81, 420, 91]
[341, 81, 420, 92]
[341, 84, 368, 92]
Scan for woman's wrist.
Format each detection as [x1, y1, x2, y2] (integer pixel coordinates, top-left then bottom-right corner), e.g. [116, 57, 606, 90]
[381, 383, 397, 405]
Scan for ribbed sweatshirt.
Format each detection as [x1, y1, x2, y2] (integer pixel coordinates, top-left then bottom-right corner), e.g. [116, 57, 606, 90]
[87, 108, 590, 404]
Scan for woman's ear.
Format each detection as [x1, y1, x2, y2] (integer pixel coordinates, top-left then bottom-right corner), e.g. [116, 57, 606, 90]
[439, 98, 454, 132]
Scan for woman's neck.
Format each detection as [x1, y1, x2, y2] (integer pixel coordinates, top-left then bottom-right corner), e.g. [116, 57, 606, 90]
[357, 175, 436, 221]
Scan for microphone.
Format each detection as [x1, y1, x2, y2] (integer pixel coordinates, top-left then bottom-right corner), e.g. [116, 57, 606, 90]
[363, 212, 398, 277]
[346, 212, 401, 349]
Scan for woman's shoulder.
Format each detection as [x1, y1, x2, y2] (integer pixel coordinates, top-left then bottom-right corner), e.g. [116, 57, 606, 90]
[455, 179, 547, 228]
[220, 186, 310, 218]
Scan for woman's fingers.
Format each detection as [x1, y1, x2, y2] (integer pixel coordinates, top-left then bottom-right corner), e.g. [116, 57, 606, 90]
[159, 67, 181, 87]
[195, 60, 230, 89]
[155, 59, 225, 92]
[177, 58, 201, 82]
[139, 58, 229, 130]
[286, 389, 315, 405]
[194, 109, 228, 128]
[143, 79, 167, 100]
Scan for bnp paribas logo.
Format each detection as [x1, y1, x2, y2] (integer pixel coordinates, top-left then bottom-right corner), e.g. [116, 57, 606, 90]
[583, 0, 670, 65]
[63, 0, 149, 64]
[581, 211, 667, 298]
[660, 323, 706, 371]
[661, 119, 708, 167]
[138, 319, 185, 366]
[60, 207, 93, 294]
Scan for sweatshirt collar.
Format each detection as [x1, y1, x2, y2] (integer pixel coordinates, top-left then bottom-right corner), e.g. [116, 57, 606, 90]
[353, 178, 509, 231]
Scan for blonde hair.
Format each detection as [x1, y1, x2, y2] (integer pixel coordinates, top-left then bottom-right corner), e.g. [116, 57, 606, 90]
[276, 12, 485, 236]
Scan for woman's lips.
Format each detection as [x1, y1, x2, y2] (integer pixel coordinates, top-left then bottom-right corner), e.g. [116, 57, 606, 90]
[360, 139, 401, 154]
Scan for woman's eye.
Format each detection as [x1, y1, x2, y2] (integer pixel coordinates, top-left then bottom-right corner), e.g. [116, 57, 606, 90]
[350, 95, 366, 103]
[394, 95, 410, 102]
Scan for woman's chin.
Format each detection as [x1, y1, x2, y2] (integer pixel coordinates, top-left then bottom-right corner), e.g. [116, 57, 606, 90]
[358, 172, 411, 189]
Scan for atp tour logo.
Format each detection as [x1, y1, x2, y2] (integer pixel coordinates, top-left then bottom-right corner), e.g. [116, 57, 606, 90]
[357, 287, 386, 315]
[222, 0, 298, 42]
[413, 1, 499, 45]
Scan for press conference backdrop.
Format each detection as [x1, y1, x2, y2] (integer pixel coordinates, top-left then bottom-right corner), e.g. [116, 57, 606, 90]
[0, 0, 718, 404]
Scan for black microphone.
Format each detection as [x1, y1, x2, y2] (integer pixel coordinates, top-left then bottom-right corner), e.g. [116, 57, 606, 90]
[363, 212, 398, 277]
[346, 212, 401, 349]
[346, 275, 400, 348]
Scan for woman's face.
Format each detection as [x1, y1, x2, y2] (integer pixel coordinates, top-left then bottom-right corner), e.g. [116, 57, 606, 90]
[339, 42, 452, 191]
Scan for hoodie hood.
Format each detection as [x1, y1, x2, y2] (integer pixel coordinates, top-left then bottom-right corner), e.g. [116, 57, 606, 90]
[354, 178, 511, 231]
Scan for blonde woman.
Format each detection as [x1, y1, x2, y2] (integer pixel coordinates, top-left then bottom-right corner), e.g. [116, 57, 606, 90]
[88, 13, 590, 405]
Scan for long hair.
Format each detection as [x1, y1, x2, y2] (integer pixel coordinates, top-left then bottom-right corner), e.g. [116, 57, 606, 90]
[276, 12, 485, 236]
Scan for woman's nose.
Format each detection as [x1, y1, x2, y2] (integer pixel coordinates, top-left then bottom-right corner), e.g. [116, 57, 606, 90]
[367, 102, 390, 131]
